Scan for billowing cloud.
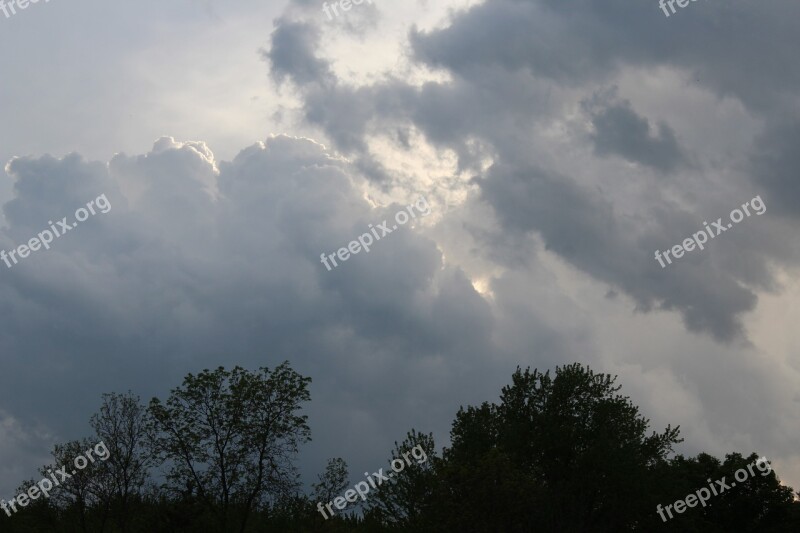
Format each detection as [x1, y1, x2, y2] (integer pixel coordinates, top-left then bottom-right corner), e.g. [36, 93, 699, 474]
[263, 0, 799, 342]
[0, 136, 515, 495]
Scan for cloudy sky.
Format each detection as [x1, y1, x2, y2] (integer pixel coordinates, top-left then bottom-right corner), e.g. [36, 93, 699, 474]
[1, 0, 799, 497]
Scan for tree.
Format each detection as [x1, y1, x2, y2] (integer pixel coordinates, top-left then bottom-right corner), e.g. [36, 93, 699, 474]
[4, 360, 800, 532]
[312, 458, 350, 508]
[146, 362, 312, 533]
[90, 391, 152, 532]
[366, 430, 438, 531]
[40, 438, 113, 533]
[434, 363, 683, 532]
[647, 452, 797, 532]
[3, 478, 58, 532]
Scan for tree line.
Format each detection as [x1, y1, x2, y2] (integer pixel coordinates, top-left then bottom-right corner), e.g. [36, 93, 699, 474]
[1, 361, 798, 532]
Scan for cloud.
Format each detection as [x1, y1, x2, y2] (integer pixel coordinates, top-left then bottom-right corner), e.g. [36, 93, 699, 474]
[0, 411, 54, 492]
[0, 135, 512, 495]
[244, 3, 800, 490]
[265, 18, 333, 87]
[261, 0, 799, 342]
[584, 92, 688, 173]
[749, 120, 800, 219]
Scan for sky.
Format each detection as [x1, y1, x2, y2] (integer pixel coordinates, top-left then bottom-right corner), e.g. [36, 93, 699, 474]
[1, 0, 799, 499]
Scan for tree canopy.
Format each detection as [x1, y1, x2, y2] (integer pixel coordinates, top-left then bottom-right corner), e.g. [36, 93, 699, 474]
[1, 361, 797, 532]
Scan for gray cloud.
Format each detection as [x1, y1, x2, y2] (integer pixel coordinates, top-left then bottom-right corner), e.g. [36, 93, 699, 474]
[0, 136, 515, 495]
[262, 0, 799, 342]
[265, 18, 333, 87]
[749, 120, 800, 218]
[584, 93, 687, 173]
[411, 0, 800, 115]
[479, 163, 758, 341]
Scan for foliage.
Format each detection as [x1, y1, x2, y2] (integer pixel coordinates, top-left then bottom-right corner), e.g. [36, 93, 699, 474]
[1, 361, 798, 532]
[146, 362, 312, 532]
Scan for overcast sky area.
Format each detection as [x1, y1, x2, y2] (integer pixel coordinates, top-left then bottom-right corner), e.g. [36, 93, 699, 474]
[1, 0, 799, 499]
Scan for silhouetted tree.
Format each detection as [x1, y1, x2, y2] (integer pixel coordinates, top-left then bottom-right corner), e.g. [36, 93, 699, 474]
[313, 458, 350, 510]
[429, 363, 683, 532]
[3, 361, 799, 532]
[366, 430, 438, 531]
[646, 452, 797, 532]
[41, 439, 112, 533]
[90, 391, 151, 532]
[146, 362, 311, 533]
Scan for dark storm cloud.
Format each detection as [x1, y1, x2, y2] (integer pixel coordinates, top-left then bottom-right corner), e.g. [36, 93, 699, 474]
[584, 96, 687, 173]
[410, 0, 800, 115]
[263, 0, 800, 341]
[749, 120, 800, 219]
[0, 136, 518, 495]
[479, 163, 758, 341]
[262, 19, 402, 184]
[265, 18, 333, 86]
